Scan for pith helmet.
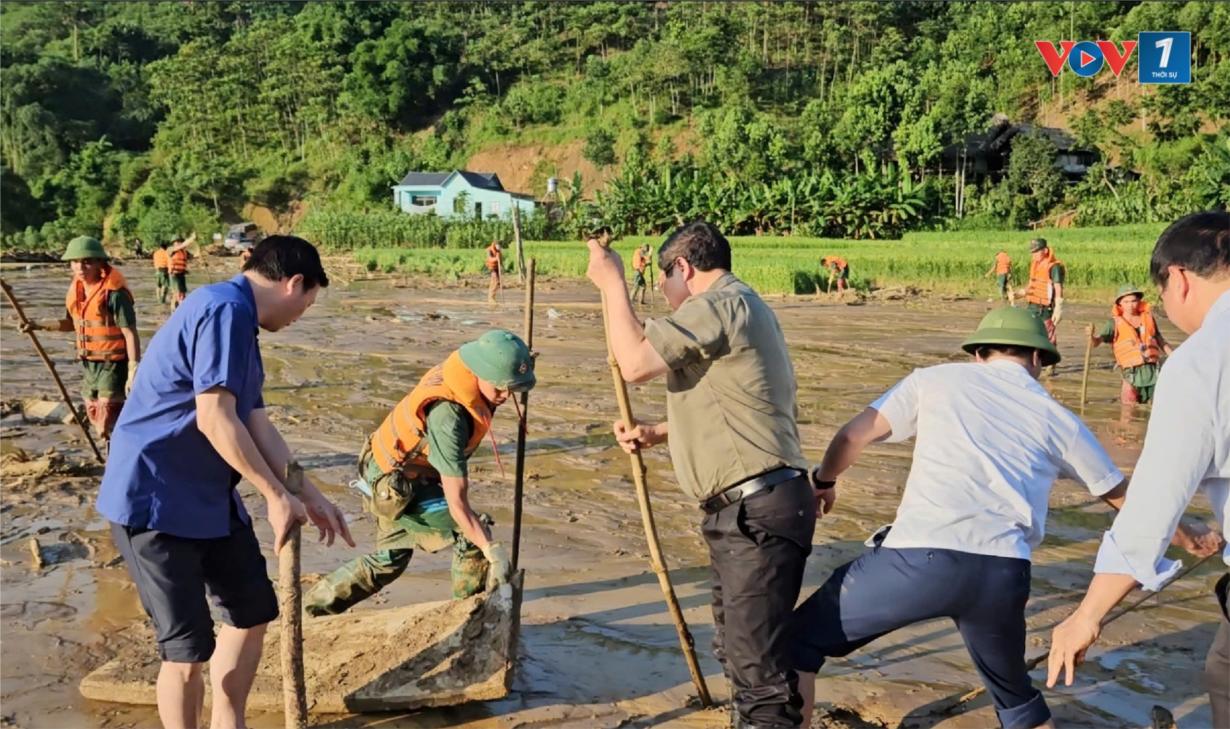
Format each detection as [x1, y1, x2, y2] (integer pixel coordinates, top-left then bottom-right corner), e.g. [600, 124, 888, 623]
[1115, 284, 1144, 303]
[1029, 238, 1049, 252]
[61, 236, 110, 262]
[961, 307, 1061, 366]
[459, 329, 536, 392]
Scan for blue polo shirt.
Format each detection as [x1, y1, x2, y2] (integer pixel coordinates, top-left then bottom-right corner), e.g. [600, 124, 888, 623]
[97, 275, 266, 539]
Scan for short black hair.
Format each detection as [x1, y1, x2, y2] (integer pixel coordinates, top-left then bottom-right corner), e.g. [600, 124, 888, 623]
[243, 235, 329, 290]
[658, 221, 731, 273]
[587, 225, 613, 238]
[172, 237, 184, 244]
[973, 344, 1053, 366]
[1150, 211, 1230, 287]
[159, 241, 169, 249]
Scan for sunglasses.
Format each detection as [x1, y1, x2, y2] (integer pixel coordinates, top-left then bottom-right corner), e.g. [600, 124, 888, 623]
[662, 257, 683, 278]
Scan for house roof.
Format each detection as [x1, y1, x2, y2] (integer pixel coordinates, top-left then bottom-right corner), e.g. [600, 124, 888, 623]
[397, 172, 450, 187]
[451, 171, 503, 191]
[396, 170, 505, 190]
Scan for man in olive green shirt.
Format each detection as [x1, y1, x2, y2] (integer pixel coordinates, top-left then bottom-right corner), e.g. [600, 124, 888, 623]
[587, 222, 816, 728]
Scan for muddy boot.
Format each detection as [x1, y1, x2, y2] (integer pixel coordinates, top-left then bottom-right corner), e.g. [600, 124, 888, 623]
[304, 549, 413, 616]
[451, 538, 489, 599]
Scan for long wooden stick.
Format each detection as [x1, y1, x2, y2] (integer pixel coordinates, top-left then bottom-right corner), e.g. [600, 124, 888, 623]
[597, 286, 713, 707]
[279, 462, 308, 728]
[1, 278, 106, 464]
[943, 552, 1217, 712]
[1080, 322, 1095, 412]
[512, 259, 535, 570]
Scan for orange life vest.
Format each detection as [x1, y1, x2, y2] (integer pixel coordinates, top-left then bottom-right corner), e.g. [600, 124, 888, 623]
[632, 248, 648, 273]
[168, 248, 188, 275]
[369, 351, 493, 477]
[65, 267, 133, 362]
[485, 244, 501, 272]
[994, 252, 1011, 275]
[1026, 252, 1063, 307]
[153, 249, 169, 270]
[829, 257, 848, 271]
[1110, 302, 1161, 369]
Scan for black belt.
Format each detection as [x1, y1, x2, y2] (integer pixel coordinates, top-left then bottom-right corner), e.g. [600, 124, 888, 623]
[701, 467, 807, 515]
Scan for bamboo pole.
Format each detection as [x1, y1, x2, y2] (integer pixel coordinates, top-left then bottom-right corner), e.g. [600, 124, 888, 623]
[1, 278, 106, 464]
[594, 246, 712, 706]
[279, 462, 308, 729]
[1080, 323, 1095, 413]
[512, 259, 535, 570]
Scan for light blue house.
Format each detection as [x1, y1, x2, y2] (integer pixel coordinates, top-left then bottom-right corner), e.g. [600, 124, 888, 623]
[392, 170, 537, 220]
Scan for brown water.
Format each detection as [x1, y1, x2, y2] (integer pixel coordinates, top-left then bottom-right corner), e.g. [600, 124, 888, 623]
[1, 261, 1222, 728]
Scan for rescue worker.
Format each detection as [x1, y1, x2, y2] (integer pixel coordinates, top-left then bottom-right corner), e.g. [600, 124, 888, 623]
[1048, 211, 1229, 727]
[304, 329, 535, 615]
[1025, 238, 1064, 352]
[97, 235, 352, 729]
[786, 307, 1197, 729]
[587, 221, 815, 728]
[18, 236, 140, 441]
[631, 243, 652, 305]
[168, 234, 194, 309]
[986, 249, 1014, 303]
[1090, 284, 1173, 405]
[822, 256, 849, 292]
[486, 241, 503, 303]
[153, 241, 171, 304]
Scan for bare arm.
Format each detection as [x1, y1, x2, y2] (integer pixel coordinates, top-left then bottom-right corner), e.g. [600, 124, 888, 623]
[816, 407, 894, 481]
[1054, 282, 1064, 301]
[601, 286, 670, 383]
[441, 475, 491, 552]
[1156, 330, 1174, 356]
[121, 325, 141, 363]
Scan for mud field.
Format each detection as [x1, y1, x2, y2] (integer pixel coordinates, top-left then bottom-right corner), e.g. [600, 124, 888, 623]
[1, 260, 1223, 729]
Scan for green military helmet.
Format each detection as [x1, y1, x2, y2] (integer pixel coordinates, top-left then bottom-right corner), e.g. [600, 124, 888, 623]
[459, 329, 536, 392]
[1115, 284, 1144, 303]
[1029, 237, 1049, 252]
[61, 236, 110, 262]
[961, 306, 1061, 366]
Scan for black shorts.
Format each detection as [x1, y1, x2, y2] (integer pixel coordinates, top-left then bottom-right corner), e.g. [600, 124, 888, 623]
[171, 272, 188, 293]
[110, 506, 278, 664]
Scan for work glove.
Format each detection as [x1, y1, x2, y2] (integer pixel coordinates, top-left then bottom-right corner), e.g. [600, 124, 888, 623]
[125, 362, 138, 397]
[1052, 298, 1065, 326]
[481, 541, 512, 592]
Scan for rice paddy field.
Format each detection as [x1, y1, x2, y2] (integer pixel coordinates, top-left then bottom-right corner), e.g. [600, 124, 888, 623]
[350, 224, 1167, 302]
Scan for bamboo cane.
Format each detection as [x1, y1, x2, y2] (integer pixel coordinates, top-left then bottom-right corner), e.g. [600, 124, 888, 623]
[595, 257, 712, 706]
[1, 278, 106, 464]
[279, 461, 308, 728]
[942, 552, 1217, 713]
[1080, 322, 1095, 413]
[193, 232, 213, 285]
[512, 259, 536, 570]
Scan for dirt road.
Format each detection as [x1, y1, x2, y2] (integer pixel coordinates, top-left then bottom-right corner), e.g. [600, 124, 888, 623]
[1, 262, 1222, 728]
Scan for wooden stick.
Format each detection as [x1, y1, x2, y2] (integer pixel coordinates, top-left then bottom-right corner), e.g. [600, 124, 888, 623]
[596, 283, 713, 707]
[279, 462, 308, 728]
[512, 259, 535, 570]
[1080, 322, 1095, 413]
[193, 233, 213, 285]
[1, 278, 106, 464]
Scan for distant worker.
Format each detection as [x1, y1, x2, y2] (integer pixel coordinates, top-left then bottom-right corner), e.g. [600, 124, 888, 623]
[631, 243, 652, 305]
[1090, 285, 1173, 404]
[153, 241, 171, 304]
[486, 241, 503, 303]
[17, 236, 140, 442]
[1025, 238, 1064, 374]
[305, 330, 535, 615]
[822, 256, 850, 292]
[167, 233, 195, 309]
[986, 249, 1014, 304]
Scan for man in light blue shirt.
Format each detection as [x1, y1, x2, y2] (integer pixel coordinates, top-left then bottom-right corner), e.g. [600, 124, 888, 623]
[97, 236, 354, 729]
[1048, 212, 1229, 726]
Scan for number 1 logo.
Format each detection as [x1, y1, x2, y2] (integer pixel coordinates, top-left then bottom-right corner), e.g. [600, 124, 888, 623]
[1138, 32, 1191, 84]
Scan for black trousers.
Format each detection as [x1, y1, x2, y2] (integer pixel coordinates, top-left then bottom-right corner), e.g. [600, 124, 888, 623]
[1209, 573, 1230, 728]
[702, 475, 816, 728]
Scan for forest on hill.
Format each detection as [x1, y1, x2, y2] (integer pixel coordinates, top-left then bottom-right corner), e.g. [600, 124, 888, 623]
[2, 1, 1228, 250]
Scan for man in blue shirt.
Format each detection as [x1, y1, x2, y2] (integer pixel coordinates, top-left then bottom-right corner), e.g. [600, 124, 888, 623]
[97, 235, 354, 729]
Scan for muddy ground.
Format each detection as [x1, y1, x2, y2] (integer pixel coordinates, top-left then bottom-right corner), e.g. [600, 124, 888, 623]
[1, 259, 1223, 729]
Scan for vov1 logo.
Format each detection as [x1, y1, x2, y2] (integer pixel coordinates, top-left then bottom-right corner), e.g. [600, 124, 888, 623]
[1035, 32, 1191, 84]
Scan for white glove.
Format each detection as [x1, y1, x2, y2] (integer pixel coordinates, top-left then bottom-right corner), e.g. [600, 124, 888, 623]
[125, 362, 138, 397]
[1052, 298, 1064, 326]
[481, 542, 512, 591]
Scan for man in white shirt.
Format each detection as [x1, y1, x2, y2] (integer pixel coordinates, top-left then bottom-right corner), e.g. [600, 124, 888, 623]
[1048, 211, 1229, 725]
[789, 307, 1128, 729]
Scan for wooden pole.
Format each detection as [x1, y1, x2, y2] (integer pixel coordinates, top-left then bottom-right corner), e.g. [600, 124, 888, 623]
[512, 204, 526, 284]
[193, 233, 213, 285]
[1080, 322, 1095, 413]
[1, 278, 106, 464]
[512, 259, 535, 570]
[596, 275, 712, 707]
[279, 462, 308, 728]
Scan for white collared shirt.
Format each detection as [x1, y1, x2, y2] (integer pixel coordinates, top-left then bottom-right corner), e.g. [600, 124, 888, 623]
[1095, 290, 1230, 590]
[870, 360, 1124, 561]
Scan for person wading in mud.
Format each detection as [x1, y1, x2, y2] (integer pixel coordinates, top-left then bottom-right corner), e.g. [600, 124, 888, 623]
[1089, 284, 1173, 406]
[167, 234, 195, 309]
[985, 249, 1014, 304]
[1048, 212, 1230, 727]
[305, 329, 534, 615]
[486, 240, 503, 303]
[153, 240, 172, 304]
[95, 235, 354, 729]
[1025, 238, 1064, 373]
[19, 236, 140, 443]
[788, 306, 1215, 729]
[631, 242, 652, 305]
[821, 256, 850, 293]
[586, 221, 815, 729]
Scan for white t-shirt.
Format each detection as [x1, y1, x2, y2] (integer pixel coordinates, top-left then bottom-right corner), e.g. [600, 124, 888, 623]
[871, 359, 1124, 561]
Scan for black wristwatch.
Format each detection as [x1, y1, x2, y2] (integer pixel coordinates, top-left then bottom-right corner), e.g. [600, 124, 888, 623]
[809, 465, 836, 491]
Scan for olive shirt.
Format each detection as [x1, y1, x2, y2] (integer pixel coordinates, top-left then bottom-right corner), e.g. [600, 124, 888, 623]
[642, 272, 806, 502]
[423, 400, 473, 478]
